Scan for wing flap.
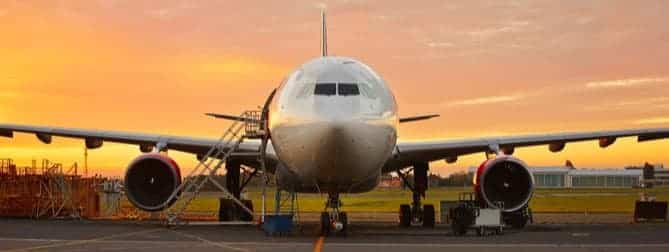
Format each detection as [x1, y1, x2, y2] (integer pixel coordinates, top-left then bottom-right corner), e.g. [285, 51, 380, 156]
[639, 132, 669, 142]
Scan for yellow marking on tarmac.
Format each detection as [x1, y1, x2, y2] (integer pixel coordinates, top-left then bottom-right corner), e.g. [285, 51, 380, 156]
[313, 236, 325, 252]
[169, 229, 251, 252]
[2, 228, 163, 252]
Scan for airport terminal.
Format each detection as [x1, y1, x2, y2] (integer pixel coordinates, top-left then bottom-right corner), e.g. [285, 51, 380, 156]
[532, 164, 663, 188]
[531, 164, 667, 188]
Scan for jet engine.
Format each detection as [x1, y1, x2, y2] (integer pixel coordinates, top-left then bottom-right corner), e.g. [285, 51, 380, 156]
[124, 153, 182, 212]
[474, 155, 534, 212]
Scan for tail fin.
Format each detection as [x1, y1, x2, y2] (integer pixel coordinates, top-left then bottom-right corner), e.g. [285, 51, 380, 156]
[320, 9, 328, 57]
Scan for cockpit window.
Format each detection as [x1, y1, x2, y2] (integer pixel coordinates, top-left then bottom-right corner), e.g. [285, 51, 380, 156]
[314, 83, 336, 96]
[338, 83, 359, 96]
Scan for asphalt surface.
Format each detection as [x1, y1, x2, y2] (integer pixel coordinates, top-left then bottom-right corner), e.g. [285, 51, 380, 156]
[1, 218, 669, 252]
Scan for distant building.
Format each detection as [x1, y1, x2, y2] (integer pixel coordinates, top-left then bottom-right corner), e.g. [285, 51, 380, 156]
[532, 167, 569, 188]
[378, 174, 402, 188]
[625, 163, 668, 187]
[532, 166, 643, 188]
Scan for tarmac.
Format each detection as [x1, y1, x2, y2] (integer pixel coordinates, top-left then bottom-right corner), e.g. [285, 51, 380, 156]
[1, 218, 669, 252]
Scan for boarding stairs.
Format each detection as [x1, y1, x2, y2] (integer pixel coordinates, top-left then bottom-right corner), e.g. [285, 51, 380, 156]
[162, 111, 268, 225]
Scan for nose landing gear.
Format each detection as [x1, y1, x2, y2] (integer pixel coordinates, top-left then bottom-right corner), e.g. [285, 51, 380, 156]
[320, 193, 348, 236]
[397, 162, 435, 228]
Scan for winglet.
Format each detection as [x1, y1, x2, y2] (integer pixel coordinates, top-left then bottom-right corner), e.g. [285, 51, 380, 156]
[320, 9, 328, 57]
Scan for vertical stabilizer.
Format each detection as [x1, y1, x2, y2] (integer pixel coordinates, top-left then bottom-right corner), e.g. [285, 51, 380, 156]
[321, 9, 328, 57]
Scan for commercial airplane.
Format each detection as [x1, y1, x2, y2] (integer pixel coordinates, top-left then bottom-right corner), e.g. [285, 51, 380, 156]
[1, 11, 668, 235]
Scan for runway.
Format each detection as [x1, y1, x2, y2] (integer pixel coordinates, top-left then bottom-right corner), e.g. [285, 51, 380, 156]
[1, 218, 669, 252]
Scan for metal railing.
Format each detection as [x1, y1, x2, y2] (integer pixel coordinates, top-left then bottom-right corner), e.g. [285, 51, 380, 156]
[163, 111, 265, 225]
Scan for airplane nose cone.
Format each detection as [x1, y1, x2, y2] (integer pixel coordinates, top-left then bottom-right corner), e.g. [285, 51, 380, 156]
[314, 122, 349, 173]
[270, 117, 396, 192]
[311, 120, 389, 185]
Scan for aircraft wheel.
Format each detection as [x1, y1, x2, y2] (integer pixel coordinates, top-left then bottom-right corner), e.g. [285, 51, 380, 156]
[476, 227, 485, 236]
[320, 212, 330, 236]
[399, 204, 411, 227]
[511, 215, 528, 229]
[338, 212, 348, 233]
[422, 204, 435, 228]
[240, 200, 254, 221]
[218, 200, 234, 221]
[451, 222, 467, 236]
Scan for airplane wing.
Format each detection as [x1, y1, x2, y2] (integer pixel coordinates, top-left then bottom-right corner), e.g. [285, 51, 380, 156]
[0, 123, 270, 167]
[386, 128, 669, 171]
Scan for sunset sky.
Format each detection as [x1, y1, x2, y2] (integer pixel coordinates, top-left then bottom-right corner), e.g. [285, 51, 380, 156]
[1, 0, 668, 177]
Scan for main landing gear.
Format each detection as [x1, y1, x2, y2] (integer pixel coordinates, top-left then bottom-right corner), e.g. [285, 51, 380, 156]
[504, 206, 531, 229]
[219, 160, 255, 221]
[320, 193, 348, 236]
[397, 162, 435, 228]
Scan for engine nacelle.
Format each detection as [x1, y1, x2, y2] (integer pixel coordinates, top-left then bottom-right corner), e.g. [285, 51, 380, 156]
[474, 155, 534, 212]
[124, 153, 182, 212]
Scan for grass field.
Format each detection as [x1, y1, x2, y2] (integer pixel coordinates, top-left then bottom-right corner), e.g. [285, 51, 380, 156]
[121, 187, 669, 216]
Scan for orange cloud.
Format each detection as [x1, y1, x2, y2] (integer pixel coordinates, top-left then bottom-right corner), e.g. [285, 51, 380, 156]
[586, 77, 669, 88]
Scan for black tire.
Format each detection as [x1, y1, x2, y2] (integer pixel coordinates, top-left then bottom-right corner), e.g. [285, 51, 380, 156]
[240, 200, 254, 221]
[505, 208, 529, 229]
[320, 212, 330, 236]
[451, 222, 467, 236]
[338, 212, 348, 233]
[399, 204, 411, 227]
[218, 199, 234, 221]
[511, 215, 528, 229]
[422, 204, 435, 228]
[476, 227, 484, 236]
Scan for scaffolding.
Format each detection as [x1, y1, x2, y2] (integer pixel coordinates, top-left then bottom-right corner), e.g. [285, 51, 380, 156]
[100, 180, 123, 217]
[0, 159, 100, 219]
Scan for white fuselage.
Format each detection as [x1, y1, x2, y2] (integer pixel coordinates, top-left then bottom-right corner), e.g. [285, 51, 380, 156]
[268, 56, 398, 193]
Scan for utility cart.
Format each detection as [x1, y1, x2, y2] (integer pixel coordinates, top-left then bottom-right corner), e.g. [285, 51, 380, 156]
[448, 192, 504, 236]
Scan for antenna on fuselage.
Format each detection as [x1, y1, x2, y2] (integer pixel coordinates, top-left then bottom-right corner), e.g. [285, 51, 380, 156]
[320, 9, 328, 57]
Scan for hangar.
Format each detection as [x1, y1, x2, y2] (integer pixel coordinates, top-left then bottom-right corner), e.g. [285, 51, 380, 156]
[531, 166, 642, 188]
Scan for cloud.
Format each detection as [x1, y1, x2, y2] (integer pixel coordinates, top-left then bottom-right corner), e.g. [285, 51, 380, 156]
[615, 96, 669, 106]
[585, 77, 669, 88]
[585, 97, 669, 111]
[465, 20, 531, 40]
[96, 0, 119, 9]
[575, 16, 594, 25]
[373, 15, 390, 21]
[446, 94, 524, 106]
[146, 2, 198, 20]
[146, 8, 171, 19]
[426, 42, 454, 48]
[633, 117, 669, 125]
